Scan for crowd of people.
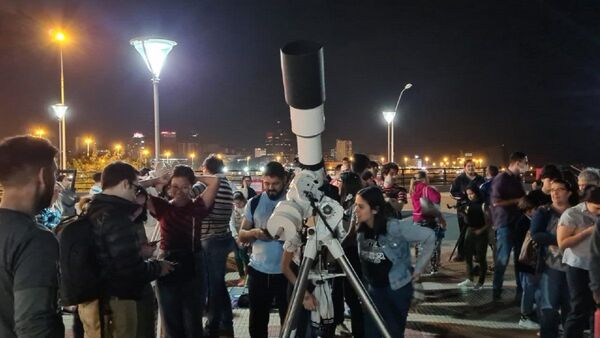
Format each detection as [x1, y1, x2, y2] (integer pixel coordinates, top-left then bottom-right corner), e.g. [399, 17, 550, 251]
[448, 154, 600, 338]
[1, 135, 600, 338]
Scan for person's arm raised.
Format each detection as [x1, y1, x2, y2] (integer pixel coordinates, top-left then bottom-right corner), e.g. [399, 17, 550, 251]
[195, 175, 219, 208]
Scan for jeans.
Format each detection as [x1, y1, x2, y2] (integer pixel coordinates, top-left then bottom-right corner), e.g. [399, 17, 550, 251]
[156, 252, 204, 338]
[415, 221, 445, 272]
[519, 272, 540, 315]
[464, 228, 488, 285]
[364, 282, 413, 338]
[492, 225, 522, 296]
[539, 267, 570, 338]
[201, 235, 235, 332]
[564, 266, 594, 338]
[247, 266, 289, 338]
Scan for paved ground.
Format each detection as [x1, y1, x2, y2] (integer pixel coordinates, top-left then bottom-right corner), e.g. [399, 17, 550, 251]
[64, 206, 540, 337]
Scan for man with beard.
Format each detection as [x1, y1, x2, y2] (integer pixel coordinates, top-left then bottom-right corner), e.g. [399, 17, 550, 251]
[450, 159, 485, 261]
[0, 135, 64, 338]
[491, 152, 528, 301]
[239, 161, 289, 338]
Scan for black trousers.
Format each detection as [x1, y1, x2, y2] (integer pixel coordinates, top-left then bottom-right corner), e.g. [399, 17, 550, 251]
[464, 228, 488, 285]
[247, 266, 289, 338]
[456, 207, 467, 258]
[564, 265, 594, 338]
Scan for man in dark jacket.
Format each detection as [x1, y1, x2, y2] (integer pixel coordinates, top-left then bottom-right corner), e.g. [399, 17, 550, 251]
[0, 135, 64, 338]
[450, 159, 485, 261]
[78, 161, 173, 338]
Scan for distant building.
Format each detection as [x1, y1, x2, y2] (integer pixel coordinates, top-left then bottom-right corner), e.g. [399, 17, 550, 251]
[265, 120, 295, 157]
[160, 131, 177, 156]
[335, 139, 352, 161]
[127, 132, 146, 159]
[255, 148, 267, 158]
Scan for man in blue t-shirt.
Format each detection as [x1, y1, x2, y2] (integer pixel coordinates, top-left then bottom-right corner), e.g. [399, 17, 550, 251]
[239, 161, 289, 338]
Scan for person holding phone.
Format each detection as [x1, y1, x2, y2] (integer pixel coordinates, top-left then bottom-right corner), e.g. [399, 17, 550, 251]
[238, 162, 289, 338]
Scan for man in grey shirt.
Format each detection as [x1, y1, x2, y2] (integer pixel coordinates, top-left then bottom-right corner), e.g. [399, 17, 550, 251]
[0, 135, 64, 338]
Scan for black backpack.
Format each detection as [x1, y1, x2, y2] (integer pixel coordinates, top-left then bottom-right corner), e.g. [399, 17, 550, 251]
[56, 215, 102, 306]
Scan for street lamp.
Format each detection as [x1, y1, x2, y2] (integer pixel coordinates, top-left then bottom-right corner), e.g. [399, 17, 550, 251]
[403, 156, 408, 167]
[51, 29, 69, 169]
[383, 83, 412, 164]
[189, 152, 196, 168]
[84, 137, 93, 157]
[382, 111, 396, 163]
[164, 150, 172, 163]
[51, 104, 68, 169]
[34, 128, 46, 138]
[130, 37, 177, 164]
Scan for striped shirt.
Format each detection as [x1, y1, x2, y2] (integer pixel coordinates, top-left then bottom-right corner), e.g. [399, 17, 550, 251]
[192, 175, 234, 239]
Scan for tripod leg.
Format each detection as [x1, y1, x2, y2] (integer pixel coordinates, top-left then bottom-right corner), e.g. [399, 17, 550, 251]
[336, 255, 392, 338]
[281, 256, 314, 338]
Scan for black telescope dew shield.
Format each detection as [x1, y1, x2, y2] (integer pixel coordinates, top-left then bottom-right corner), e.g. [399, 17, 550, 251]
[281, 40, 325, 168]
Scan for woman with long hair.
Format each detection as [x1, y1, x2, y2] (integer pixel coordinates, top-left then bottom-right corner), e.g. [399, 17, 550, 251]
[355, 186, 435, 338]
[531, 178, 577, 338]
[409, 170, 446, 274]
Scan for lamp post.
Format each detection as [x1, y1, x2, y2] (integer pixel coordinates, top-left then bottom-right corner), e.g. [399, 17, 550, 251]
[130, 37, 177, 164]
[51, 104, 68, 169]
[383, 83, 412, 163]
[382, 111, 395, 163]
[189, 152, 196, 168]
[51, 30, 68, 169]
[164, 151, 172, 163]
[84, 138, 93, 157]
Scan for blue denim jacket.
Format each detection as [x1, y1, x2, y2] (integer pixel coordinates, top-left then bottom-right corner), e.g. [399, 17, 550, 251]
[358, 218, 435, 290]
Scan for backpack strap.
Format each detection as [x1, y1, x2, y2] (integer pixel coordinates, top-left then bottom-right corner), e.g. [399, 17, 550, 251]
[250, 195, 261, 223]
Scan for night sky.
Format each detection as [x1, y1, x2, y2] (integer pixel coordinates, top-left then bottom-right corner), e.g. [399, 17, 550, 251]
[0, 1, 599, 165]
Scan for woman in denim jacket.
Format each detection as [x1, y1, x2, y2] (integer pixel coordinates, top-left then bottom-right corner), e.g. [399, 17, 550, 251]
[355, 186, 436, 338]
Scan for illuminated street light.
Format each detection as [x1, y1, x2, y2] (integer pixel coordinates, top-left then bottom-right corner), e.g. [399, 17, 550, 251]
[130, 37, 177, 163]
[50, 29, 69, 169]
[382, 111, 395, 163]
[34, 128, 46, 138]
[189, 152, 196, 168]
[380, 156, 385, 163]
[84, 137, 93, 157]
[51, 104, 68, 169]
[382, 83, 412, 164]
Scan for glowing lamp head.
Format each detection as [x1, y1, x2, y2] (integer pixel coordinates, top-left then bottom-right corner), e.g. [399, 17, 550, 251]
[130, 37, 177, 79]
[404, 83, 413, 89]
[51, 104, 68, 120]
[382, 111, 396, 124]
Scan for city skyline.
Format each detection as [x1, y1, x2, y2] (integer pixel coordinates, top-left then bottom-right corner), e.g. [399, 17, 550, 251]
[1, 2, 599, 166]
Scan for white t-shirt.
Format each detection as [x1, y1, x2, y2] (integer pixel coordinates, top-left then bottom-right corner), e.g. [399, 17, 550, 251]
[559, 202, 598, 270]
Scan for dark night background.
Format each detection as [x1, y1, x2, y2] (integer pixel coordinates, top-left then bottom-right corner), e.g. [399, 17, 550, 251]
[0, 1, 599, 166]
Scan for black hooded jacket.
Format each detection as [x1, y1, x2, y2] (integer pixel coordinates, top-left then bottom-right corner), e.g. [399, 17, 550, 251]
[87, 194, 162, 300]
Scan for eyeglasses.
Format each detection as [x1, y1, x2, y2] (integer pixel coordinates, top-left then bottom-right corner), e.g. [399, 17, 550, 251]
[131, 182, 146, 196]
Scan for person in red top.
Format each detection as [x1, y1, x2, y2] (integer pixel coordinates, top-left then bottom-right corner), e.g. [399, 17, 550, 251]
[410, 170, 447, 274]
[146, 165, 219, 338]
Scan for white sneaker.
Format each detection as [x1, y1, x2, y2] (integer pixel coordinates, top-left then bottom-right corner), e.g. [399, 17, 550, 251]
[473, 283, 484, 291]
[457, 279, 475, 288]
[518, 316, 540, 330]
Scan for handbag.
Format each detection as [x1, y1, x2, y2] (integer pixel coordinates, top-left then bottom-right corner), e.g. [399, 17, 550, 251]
[518, 230, 537, 269]
[420, 186, 440, 219]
